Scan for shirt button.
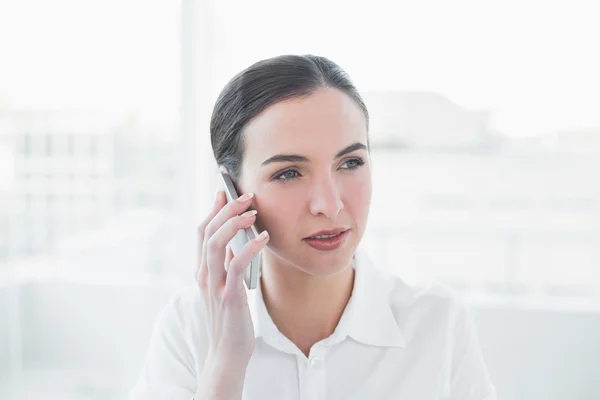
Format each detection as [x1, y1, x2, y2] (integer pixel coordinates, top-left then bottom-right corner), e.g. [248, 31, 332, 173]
[309, 357, 322, 367]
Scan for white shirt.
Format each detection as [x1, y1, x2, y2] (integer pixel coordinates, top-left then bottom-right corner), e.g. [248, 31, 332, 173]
[130, 249, 497, 399]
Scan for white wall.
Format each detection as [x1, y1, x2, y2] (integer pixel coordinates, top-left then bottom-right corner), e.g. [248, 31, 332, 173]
[15, 282, 174, 391]
[472, 306, 600, 399]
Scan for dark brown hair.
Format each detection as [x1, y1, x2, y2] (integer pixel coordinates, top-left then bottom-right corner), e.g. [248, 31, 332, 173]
[210, 54, 369, 180]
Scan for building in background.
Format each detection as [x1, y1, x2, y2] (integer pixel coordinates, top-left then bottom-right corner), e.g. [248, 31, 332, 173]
[1, 93, 599, 295]
[361, 91, 499, 150]
[0, 108, 179, 272]
[359, 91, 600, 296]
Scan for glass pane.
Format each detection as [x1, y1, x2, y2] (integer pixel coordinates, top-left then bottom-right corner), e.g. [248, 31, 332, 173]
[208, 0, 600, 299]
[0, 0, 182, 398]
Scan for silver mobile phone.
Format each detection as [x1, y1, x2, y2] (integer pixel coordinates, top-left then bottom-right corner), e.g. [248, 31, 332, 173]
[219, 171, 261, 290]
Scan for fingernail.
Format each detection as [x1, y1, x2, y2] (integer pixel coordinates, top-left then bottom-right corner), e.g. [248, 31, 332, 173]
[214, 189, 223, 200]
[238, 192, 254, 202]
[257, 230, 269, 240]
[241, 210, 257, 218]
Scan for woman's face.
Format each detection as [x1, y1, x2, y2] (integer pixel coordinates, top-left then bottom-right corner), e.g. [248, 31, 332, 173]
[237, 87, 371, 276]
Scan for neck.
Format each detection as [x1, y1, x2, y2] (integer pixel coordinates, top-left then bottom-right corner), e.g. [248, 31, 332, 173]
[260, 253, 355, 357]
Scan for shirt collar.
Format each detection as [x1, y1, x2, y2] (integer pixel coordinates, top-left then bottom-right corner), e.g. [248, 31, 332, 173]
[249, 248, 406, 352]
[335, 248, 406, 348]
[250, 271, 300, 354]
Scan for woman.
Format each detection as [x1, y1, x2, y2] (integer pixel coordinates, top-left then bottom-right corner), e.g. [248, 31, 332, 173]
[130, 54, 497, 399]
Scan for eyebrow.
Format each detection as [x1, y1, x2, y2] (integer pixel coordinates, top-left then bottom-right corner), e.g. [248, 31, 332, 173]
[261, 142, 367, 166]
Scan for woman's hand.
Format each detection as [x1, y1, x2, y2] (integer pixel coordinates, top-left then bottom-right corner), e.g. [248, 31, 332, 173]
[194, 188, 269, 398]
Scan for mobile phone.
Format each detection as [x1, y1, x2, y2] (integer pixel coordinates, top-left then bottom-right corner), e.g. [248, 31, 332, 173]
[219, 171, 261, 290]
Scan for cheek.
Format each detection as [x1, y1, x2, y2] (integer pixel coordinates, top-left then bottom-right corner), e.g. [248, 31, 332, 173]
[254, 187, 303, 235]
[342, 173, 372, 219]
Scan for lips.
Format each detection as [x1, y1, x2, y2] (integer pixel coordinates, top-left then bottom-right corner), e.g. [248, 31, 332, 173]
[304, 227, 348, 239]
[303, 228, 350, 251]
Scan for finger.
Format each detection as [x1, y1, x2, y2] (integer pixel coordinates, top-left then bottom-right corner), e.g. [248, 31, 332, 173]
[199, 188, 227, 243]
[204, 192, 255, 242]
[224, 245, 234, 272]
[202, 191, 254, 280]
[225, 230, 269, 294]
[206, 210, 258, 287]
[196, 189, 227, 289]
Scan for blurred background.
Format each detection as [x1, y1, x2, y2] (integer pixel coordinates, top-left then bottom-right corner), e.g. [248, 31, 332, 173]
[1, 0, 599, 399]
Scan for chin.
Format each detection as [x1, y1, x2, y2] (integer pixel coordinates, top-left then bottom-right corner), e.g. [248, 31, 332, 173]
[266, 240, 358, 277]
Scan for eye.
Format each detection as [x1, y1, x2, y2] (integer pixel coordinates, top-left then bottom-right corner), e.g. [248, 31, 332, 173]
[340, 157, 365, 170]
[273, 169, 300, 182]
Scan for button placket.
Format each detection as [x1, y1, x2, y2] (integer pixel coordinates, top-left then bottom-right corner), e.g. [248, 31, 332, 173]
[306, 346, 327, 399]
[309, 356, 323, 368]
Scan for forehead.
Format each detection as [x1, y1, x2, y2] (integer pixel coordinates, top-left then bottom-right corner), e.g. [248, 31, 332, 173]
[242, 87, 368, 162]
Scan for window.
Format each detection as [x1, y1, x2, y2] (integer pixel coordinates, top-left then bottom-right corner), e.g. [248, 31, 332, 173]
[203, 0, 600, 300]
[1, 2, 598, 399]
[0, 0, 182, 280]
[67, 134, 75, 156]
[45, 134, 52, 156]
[23, 134, 31, 156]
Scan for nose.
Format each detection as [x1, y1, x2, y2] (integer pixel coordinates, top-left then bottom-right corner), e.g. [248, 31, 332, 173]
[308, 175, 344, 219]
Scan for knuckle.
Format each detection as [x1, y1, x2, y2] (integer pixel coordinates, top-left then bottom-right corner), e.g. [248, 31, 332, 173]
[198, 213, 214, 234]
[223, 214, 249, 236]
[221, 287, 242, 305]
[206, 236, 222, 252]
[197, 277, 208, 292]
[204, 223, 215, 241]
[197, 224, 207, 241]
[236, 259, 253, 276]
[196, 267, 209, 289]
[223, 218, 236, 232]
[228, 257, 244, 272]
[221, 290, 234, 304]
[197, 219, 208, 235]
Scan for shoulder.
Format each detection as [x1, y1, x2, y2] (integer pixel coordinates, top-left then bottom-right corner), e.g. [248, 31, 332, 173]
[165, 283, 205, 311]
[389, 276, 466, 311]
[149, 283, 209, 348]
[385, 275, 496, 398]
[130, 284, 209, 397]
[385, 271, 472, 332]
[355, 249, 471, 332]
[159, 283, 207, 326]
